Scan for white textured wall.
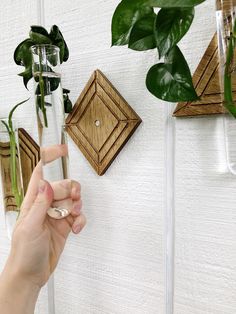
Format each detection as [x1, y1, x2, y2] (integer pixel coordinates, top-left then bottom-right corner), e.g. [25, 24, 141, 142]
[0, 0, 235, 314]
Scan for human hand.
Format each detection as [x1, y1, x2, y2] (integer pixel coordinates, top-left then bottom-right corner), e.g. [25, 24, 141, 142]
[5, 144, 86, 289]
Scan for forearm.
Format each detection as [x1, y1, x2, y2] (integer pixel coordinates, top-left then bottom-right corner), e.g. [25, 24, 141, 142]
[0, 259, 40, 314]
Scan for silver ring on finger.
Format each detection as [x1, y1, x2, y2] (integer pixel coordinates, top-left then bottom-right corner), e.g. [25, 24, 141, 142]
[47, 207, 70, 220]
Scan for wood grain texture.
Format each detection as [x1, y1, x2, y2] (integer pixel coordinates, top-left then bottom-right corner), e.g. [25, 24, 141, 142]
[174, 0, 236, 118]
[173, 33, 227, 117]
[18, 128, 40, 193]
[66, 69, 142, 175]
[0, 142, 18, 212]
[216, 0, 236, 11]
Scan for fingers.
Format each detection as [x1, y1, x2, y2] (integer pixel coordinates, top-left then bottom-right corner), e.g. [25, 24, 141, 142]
[40, 144, 68, 164]
[20, 161, 43, 215]
[21, 178, 80, 218]
[21, 144, 68, 214]
[47, 210, 85, 239]
[51, 180, 81, 201]
[71, 200, 82, 216]
[52, 199, 82, 217]
[72, 213, 86, 234]
[26, 180, 54, 225]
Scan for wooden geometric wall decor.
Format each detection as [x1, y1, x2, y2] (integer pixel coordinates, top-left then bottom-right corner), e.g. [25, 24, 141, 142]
[18, 128, 40, 193]
[66, 69, 142, 176]
[0, 129, 39, 211]
[0, 141, 18, 212]
[173, 33, 233, 117]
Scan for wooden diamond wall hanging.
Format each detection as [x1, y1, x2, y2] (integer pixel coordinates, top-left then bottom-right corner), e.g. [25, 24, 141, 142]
[173, 33, 236, 117]
[66, 70, 142, 175]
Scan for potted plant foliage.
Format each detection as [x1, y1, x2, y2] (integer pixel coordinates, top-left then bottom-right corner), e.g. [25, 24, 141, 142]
[111, 0, 236, 118]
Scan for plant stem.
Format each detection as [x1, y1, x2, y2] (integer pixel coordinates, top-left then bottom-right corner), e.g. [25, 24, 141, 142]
[2, 121, 23, 211]
[38, 47, 48, 127]
[224, 18, 236, 117]
[1, 99, 28, 213]
[9, 130, 23, 210]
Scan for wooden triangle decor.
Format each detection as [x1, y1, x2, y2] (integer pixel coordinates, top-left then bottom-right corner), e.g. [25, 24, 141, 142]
[0, 141, 18, 211]
[66, 70, 142, 175]
[0, 129, 40, 211]
[173, 33, 232, 117]
[18, 128, 40, 193]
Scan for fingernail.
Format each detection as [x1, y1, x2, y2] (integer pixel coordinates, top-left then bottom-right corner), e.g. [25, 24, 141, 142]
[72, 186, 80, 196]
[38, 180, 46, 193]
[73, 224, 81, 234]
[74, 204, 81, 214]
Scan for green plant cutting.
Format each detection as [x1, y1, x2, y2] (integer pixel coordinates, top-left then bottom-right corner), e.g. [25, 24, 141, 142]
[14, 25, 72, 127]
[1, 98, 29, 211]
[111, 0, 236, 118]
[223, 18, 236, 118]
[0, 25, 73, 214]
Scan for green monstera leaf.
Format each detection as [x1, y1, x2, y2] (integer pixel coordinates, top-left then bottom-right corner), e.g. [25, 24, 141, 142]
[111, 0, 154, 46]
[146, 46, 198, 102]
[154, 8, 194, 58]
[128, 12, 156, 51]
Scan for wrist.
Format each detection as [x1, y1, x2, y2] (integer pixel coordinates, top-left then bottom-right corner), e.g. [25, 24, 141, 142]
[0, 258, 40, 314]
[3, 259, 40, 292]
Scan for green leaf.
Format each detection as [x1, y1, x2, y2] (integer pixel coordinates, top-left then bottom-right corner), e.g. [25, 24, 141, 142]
[8, 98, 30, 131]
[29, 30, 52, 44]
[49, 25, 63, 42]
[49, 77, 60, 92]
[64, 95, 73, 113]
[63, 40, 69, 61]
[154, 8, 194, 58]
[223, 34, 236, 117]
[224, 100, 236, 118]
[146, 45, 198, 102]
[63, 88, 70, 94]
[30, 25, 49, 37]
[57, 40, 65, 63]
[14, 38, 34, 88]
[1, 120, 10, 134]
[14, 25, 69, 91]
[18, 66, 33, 89]
[129, 13, 156, 51]
[49, 25, 69, 62]
[14, 38, 34, 66]
[144, 0, 206, 7]
[14, 39, 34, 88]
[112, 0, 154, 46]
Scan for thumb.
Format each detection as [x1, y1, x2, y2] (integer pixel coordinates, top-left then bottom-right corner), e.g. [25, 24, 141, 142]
[27, 180, 54, 225]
